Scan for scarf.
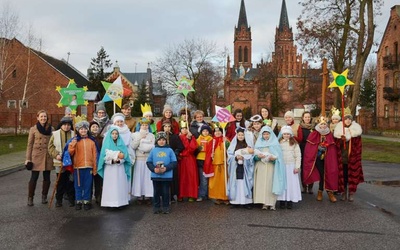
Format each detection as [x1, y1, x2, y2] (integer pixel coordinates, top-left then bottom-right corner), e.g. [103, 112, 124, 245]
[36, 122, 52, 135]
[315, 125, 330, 136]
[299, 121, 314, 130]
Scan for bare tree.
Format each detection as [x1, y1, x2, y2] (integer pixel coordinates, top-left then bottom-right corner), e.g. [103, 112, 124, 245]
[0, 2, 19, 99]
[153, 38, 223, 112]
[296, 0, 382, 116]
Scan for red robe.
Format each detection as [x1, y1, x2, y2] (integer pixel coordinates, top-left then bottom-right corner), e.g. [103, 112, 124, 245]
[335, 136, 364, 193]
[302, 131, 339, 191]
[178, 134, 199, 199]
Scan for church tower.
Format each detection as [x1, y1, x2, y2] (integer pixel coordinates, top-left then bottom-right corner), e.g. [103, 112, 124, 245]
[273, 0, 304, 76]
[234, 0, 252, 69]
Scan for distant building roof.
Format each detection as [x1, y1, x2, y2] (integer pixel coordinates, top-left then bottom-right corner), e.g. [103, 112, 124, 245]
[123, 72, 151, 86]
[83, 91, 99, 101]
[33, 50, 90, 88]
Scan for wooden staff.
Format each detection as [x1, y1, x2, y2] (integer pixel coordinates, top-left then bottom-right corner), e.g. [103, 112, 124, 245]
[48, 164, 63, 209]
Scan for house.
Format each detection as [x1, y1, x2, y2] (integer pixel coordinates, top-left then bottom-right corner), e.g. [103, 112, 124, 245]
[213, 0, 334, 117]
[376, 5, 400, 130]
[106, 63, 166, 116]
[0, 38, 95, 134]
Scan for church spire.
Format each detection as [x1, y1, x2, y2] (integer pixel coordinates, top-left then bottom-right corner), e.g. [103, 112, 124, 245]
[236, 0, 248, 30]
[278, 0, 290, 32]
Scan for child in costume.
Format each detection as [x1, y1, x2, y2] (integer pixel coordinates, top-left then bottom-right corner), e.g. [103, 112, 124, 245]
[178, 121, 199, 201]
[334, 111, 363, 202]
[135, 103, 157, 135]
[303, 116, 339, 203]
[195, 124, 213, 201]
[66, 116, 98, 210]
[130, 118, 155, 204]
[277, 126, 302, 209]
[227, 127, 254, 208]
[206, 124, 230, 205]
[253, 126, 286, 210]
[98, 126, 131, 208]
[330, 107, 341, 132]
[147, 132, 177, 214]
[48, 116, 75, 207]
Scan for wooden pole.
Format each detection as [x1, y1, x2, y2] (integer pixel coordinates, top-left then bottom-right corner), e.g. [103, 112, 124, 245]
[321, 58, 328, 116]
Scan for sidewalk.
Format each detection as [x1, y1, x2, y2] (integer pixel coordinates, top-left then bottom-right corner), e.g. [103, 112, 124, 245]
[0, 134, 398, 177]
[0, 151, 26, 177]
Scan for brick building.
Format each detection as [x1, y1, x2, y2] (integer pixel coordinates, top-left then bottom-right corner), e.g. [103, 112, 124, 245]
[0, 38, 93, 134]
[376, 5, 400, 130]
[106, 63, 166, 116]
[213, 0, 333, 117]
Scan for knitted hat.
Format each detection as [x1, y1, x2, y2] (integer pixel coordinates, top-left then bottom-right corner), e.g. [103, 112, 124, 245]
[280, 125, 293, 136]
[112, 113, 125, 124]
[284, 111, 294, 118]
[96, 102, 106, 113]
[89, 121, 99, 130]
[75, 115, 89, 130]
[60, 116, 73, 126]
[65, 106, 72, 116]
[155, 132, 167, 143]
[162, 119, 172, 127]
[200, 124, 212, 134]
[331, 114, 341, 121]
[163, 104, 173, 115]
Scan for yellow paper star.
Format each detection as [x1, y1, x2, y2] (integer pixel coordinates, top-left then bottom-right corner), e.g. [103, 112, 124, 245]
[83, 86, 88, 91]
[328, 69, 354, 94]
[71, 109, 77, 115]
[56, 86, 61, 92]
[57, 102, 63, 108]
[84, 100, 89, 106]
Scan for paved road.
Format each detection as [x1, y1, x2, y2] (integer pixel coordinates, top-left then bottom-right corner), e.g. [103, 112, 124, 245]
[1, 160, 399, 249]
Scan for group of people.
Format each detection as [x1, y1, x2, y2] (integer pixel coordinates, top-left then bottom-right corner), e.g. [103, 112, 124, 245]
[24, 104, 364, 214]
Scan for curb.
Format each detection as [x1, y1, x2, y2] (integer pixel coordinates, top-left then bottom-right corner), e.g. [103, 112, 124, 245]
[0, 164, 25, 177]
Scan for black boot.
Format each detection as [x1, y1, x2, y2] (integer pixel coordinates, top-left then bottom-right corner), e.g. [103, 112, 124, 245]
[28, 181, 37, 206]
[55, 200, 62, 207]
[287, 201, 293, 209]
[83, 201, 92, 211]
[279, 201, 286, 209]
[41, 181, 51, 204]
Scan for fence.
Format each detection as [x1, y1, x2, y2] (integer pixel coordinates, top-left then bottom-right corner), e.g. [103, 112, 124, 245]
[0, 112, 64, 135]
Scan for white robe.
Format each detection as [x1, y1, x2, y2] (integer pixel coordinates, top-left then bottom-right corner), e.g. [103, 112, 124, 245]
[101, 161, 130, 207]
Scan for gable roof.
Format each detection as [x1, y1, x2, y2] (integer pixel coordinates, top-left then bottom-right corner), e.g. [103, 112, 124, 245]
[33, 50, 90, 88]
[377, 5, 400, 53]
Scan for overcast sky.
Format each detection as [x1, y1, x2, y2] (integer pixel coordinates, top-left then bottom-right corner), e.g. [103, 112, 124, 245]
[9, 0, 399, 75]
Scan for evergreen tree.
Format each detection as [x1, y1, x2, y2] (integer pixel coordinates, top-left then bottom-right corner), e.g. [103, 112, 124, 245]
[359, 78, 376, 110]
[132, 81, 150, 117]
[88, 46, 112, 98]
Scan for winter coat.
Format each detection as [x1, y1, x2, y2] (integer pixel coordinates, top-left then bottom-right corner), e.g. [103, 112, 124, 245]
[26, 125, 54, 171]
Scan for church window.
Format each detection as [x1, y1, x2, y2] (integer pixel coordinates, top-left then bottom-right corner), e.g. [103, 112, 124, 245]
[288, 80, 293, 91]
[384, 105, 389, 119]
[244, 47, 248, 63]
[238, 46, 242, 62]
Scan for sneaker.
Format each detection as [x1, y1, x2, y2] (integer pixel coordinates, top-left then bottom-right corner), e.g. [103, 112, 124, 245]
[75, 202, 82, 210]
[196, 197, 203, 202]
[262, 205, 268, 210]
[214, 200, 222, 205]
[83, 203, 92, 211]
[269, 206, 276, 211]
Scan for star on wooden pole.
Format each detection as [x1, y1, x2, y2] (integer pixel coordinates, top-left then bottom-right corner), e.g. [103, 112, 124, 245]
[56, 79, 88, 111]
[328, 69, 354, 94]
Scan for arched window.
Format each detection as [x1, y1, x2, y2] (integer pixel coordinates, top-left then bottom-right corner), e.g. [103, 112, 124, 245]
[288, 80, 293, 91]
[244, 47, 248, 63]
[238, 46, 242, 62]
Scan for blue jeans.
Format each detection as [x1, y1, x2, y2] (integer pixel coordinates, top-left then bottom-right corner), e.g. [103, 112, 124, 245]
[197, 160, 208, 198]
[152, 181, 170, 212]
[74, 168, 93, 202]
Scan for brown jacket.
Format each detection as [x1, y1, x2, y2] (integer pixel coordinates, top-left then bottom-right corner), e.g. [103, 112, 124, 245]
[26, 126, 54, 171]
[68, 137, 97, 174]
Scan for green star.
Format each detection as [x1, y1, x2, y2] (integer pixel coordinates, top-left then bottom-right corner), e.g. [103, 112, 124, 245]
[56, 79, 87, 111]
[175, 76, 195, 97]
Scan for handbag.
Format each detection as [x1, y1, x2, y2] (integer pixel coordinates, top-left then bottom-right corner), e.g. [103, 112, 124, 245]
[25, 161, 33, 171]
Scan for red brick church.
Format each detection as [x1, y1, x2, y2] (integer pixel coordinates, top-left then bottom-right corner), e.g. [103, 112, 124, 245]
[213, 0, 333, 117]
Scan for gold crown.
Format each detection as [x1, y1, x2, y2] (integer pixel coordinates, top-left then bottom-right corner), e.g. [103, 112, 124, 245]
[179, 120, 188, 128]
[141, 103, 152, 114]
[344, 107, 352, 116]
[74, 114, 87, 124]
[331, 106, 340, 116]
[318, 116, 327, 124]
